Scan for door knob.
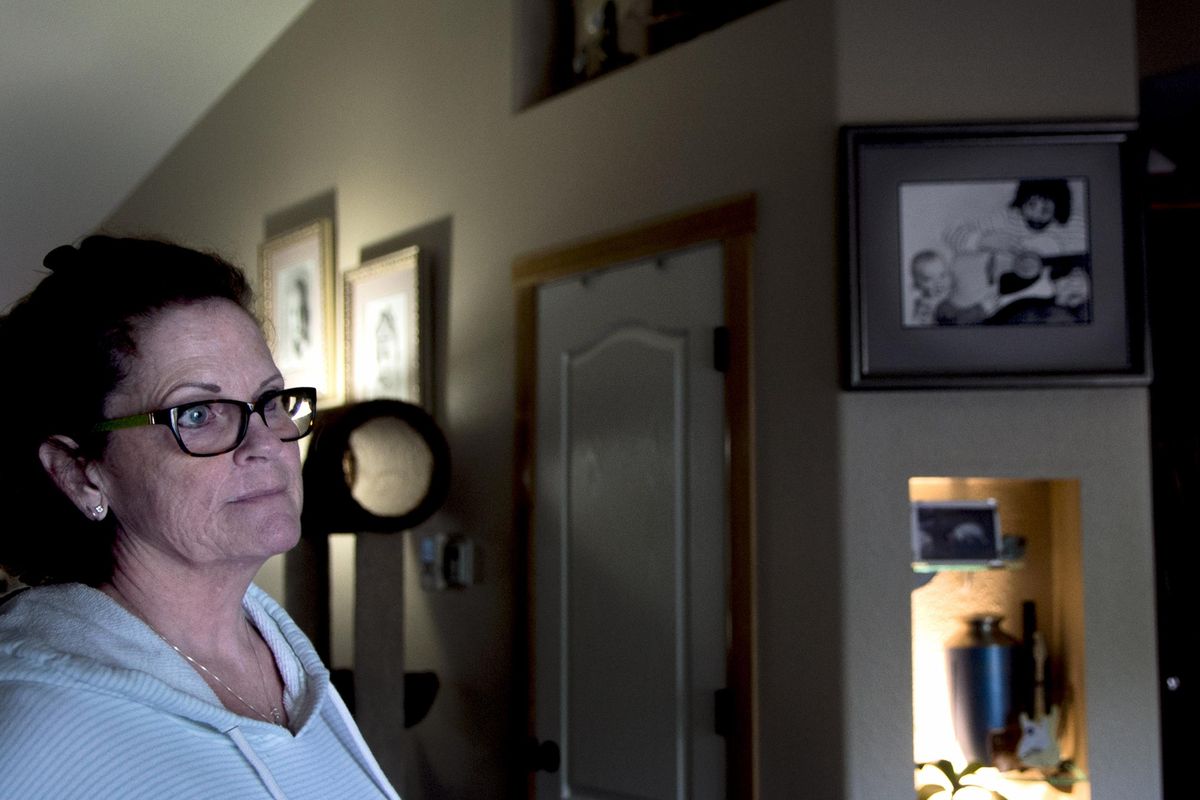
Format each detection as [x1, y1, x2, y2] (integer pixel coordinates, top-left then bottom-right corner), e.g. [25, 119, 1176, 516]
[527, 737, 561, 773]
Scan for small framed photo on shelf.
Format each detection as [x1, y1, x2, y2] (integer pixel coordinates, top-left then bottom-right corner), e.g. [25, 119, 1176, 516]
[260, 219, 336, 398]
[840, 120, 1149, 389]
[343, 246, 425, 404]
[911, 499, 1002, 569]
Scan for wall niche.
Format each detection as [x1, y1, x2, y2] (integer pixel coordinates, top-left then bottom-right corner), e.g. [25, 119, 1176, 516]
[513, 0, 784, 109]
[910, 476, 1090, 800]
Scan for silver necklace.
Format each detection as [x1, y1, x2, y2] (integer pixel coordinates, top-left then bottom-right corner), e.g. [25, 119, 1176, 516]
[160, 632, 283, 725]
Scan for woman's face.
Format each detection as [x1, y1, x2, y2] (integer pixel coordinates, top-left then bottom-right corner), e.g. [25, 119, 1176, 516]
[92, 298, 303, 571]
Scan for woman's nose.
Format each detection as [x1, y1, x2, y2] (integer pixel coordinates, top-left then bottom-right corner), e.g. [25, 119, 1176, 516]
[235, 410, 285, 458]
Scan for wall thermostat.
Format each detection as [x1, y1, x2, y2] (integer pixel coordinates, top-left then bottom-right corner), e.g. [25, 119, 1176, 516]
[419, 533, 475, 590]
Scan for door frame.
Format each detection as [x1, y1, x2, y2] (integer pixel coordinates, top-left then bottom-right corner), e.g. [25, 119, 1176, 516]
[512, 195, 758, 799]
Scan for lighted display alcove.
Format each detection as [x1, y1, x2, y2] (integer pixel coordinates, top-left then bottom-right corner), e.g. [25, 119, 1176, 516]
[910, 476, 1089, 800]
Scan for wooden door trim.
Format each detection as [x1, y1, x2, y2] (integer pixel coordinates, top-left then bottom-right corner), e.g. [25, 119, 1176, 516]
[512, 194, 758, 799]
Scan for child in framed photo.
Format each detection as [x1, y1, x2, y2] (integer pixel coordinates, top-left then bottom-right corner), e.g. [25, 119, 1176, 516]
[277, 265, 316, 369]
[259, 220, 334, 397]
[361, 299, 409, 399]
[344, 247, 424, 404]
[901, 178, 1092, 328]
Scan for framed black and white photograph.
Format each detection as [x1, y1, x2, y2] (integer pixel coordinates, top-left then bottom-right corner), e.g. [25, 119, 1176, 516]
[343, 246, 425, 404]
[260, 219, 335, 398]
[841, 121, 1149, 388]
[911, 499, 1001, 567]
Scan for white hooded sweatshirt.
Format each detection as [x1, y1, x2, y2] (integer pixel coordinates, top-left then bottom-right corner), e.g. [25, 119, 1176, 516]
[0, 582, 400, 800]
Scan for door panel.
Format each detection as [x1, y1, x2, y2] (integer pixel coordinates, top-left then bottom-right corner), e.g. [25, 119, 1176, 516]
[535, 244, 725, 800]
[566, 328, 683, 800]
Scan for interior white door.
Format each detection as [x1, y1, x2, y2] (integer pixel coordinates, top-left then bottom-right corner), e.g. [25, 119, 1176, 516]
[534, 243, 727, 800]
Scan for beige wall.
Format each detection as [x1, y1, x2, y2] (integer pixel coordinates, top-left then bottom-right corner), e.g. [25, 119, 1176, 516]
[836, 2, 1154, 799]
[98, 0, 1157, 797]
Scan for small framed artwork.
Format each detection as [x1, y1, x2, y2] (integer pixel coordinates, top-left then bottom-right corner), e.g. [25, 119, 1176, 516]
[260, 219, 336, 398]
[911, 499, 1002, 569]
[343, 246, 425, 404]
[840, 120, 1150, 388]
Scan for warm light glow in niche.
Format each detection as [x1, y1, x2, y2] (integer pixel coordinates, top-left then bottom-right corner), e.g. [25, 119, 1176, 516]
[910, 477, 1088, 800]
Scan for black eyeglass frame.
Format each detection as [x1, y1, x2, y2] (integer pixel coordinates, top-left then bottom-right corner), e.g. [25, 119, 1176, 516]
[91, 387, 317, 457]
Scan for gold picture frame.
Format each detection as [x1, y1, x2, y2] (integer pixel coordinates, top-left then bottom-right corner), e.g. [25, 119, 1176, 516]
[259, 219, 336, 399]
[342, 246, 424, 404]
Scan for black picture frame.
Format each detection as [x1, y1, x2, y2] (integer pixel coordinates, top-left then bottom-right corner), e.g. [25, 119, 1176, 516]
[911, 499, 1001, 568]
[840, 120, 1150, 389]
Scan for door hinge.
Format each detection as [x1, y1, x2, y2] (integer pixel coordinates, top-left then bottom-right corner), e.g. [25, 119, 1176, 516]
[713, 326, 730, 373]
[714, 687, 733, 737]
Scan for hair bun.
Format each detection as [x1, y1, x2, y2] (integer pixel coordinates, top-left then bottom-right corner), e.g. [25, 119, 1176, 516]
[42, 244, 79, 271]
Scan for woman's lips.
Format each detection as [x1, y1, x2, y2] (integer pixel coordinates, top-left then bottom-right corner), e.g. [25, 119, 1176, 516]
[230, 486, 290, 503]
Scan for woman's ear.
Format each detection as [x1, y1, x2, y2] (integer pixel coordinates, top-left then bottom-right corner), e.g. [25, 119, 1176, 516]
[38, 435, 107, 521]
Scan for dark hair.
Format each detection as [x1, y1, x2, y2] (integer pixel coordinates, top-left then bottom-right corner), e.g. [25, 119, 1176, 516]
[0, 235, 254, 586]
[1009, 179, 1072, 224]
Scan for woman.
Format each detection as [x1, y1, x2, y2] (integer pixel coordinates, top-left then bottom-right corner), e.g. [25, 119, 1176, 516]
[0, 236, 400, 799]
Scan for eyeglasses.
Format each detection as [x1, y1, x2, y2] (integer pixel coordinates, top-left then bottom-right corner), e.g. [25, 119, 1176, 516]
[92, 387, 317, 457]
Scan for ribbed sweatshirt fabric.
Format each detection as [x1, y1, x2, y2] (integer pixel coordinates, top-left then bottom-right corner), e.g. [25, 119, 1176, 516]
[0, 582, 401, 800]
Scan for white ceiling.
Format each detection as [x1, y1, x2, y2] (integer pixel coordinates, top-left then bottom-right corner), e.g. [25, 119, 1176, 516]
[0, 0, 312, 310]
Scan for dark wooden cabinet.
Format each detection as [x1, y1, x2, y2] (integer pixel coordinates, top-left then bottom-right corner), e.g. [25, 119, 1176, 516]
[1146, 202, 1200, 800]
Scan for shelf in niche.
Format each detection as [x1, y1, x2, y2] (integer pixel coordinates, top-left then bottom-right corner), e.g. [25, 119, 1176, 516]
[1001, 764, 1089, 786]
[912, 559, 1025, 574]
[910, 560, 1025, 591]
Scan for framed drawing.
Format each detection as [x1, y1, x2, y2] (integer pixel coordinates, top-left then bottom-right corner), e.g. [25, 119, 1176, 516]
[260, 219, 336, 398]
[840, 120, 1150, 389]
[343, 246, 425, 404]
[911, 499, 1001, 569]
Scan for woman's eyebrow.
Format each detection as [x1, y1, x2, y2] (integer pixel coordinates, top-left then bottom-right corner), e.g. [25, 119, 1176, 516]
[162, 381, 224, 401]
[255, 375, 285, 394]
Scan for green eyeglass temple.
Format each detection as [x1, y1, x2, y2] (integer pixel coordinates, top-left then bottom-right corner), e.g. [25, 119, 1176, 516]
[91, 387, 317, 457]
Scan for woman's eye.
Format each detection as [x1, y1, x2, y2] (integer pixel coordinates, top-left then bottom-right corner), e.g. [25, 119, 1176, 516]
[262, 395, 283, 417]
[177, 404, 213, 428]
